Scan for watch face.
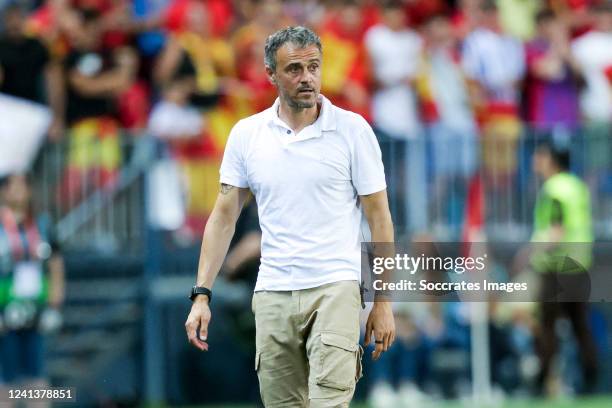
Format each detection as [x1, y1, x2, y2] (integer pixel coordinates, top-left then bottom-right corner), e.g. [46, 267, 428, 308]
[190, 286, 210, 302]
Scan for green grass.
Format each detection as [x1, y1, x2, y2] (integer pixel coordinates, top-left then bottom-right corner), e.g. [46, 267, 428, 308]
[192, 396, 612, 408]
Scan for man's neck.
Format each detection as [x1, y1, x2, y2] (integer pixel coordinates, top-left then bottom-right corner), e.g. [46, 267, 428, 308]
[545, 168, 563, 180]
[278, 99, 320, 134]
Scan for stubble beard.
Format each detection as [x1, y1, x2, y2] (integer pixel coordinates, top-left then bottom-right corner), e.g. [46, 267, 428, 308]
[282, 89, 317, 111]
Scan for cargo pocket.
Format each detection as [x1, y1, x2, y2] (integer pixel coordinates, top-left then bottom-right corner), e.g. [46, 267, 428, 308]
[316, 332, 359, 391]
[356, 345, 364, 382]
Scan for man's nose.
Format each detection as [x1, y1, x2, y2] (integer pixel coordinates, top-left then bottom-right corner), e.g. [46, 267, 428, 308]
[299, 70, 314, 84]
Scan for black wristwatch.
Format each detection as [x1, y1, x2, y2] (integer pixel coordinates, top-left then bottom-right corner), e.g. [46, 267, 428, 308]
[190, 286, 212, 303]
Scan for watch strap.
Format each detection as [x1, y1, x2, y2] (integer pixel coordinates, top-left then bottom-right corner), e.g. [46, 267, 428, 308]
[190, 286, 212, 303]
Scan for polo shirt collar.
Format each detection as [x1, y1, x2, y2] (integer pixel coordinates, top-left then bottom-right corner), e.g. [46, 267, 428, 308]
[266, 94, 336, 135]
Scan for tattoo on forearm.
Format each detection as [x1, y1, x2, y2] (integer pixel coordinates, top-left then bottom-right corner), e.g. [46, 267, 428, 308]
[220, 184, 235, 195]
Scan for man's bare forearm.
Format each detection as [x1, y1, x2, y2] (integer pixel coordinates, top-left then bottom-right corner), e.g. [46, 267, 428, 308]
[369, 215, 394, 243]
[196, 211, 237, 288]
[361, 190, 395, 300]
[370, 214, 395, 268]
[195, 185, 248, 289]
[370, 215, 395, 300]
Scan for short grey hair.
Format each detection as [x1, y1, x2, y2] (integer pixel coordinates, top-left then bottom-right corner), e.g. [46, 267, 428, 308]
[264, 26, 322, 72]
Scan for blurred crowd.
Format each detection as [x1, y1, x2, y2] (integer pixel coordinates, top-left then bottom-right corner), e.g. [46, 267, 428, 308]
[0, 0, 611, 234]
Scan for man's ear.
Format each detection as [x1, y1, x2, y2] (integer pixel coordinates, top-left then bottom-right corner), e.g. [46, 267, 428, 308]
[265, 66, 276, 86]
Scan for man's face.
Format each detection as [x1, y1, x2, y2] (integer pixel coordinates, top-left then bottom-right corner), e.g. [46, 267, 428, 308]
[186, 1, 211, 37]
[69, 14, 102, 51]
[339, 5, 363, 33]
[383, 7, 406, 31]
[532, 148, 552, 179]
[426, 17, 452, 45]
[266, 43, 322, 110]
[539, 18, 564, 42]
[478, 9, 499, 30]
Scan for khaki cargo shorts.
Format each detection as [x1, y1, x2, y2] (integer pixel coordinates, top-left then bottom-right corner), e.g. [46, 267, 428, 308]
[252, 280, 364, 408]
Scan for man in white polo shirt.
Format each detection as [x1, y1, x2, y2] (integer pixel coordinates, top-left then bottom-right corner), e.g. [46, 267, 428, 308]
[185, 26, 396, 407]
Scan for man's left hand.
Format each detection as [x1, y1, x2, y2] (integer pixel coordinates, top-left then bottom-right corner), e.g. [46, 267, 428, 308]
[364, 301, 395, 360]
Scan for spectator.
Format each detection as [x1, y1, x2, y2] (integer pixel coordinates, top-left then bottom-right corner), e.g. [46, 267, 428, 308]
[154, 0, 234, 107]
[231, 0, 293, 112]
[520, 9, 583, 194]
[283, 0, 327, 27]
[146, 76, 206, 234]
[416, 13, 478, 236]
[365, 0, 425, 233]
[164, 0, 234, 38]
[59, 8, 139, 206]
[572, 3, 612, 123]
[462, 0, 524, 205]
[525, 9, 582, 132]
[0, 3, 64, 140]
[462, 0, 525, 117]
[319, 0, 373, 120]
[25, 0, 83, 60]
[148, 76, 204, 141]
[365, 0, 420, 139]
[154, 0, 239, 234]
[550, 0, 594, 38]
[571, 3, 612, 199]
[451, 0, 482, 41]
[0, 174, 65, 403]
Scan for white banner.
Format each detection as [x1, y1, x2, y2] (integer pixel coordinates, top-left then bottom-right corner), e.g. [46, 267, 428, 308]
[0, 93, 51, 176]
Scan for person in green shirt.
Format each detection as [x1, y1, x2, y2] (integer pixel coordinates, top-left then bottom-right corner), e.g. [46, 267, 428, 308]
[531, 142, 597, 395]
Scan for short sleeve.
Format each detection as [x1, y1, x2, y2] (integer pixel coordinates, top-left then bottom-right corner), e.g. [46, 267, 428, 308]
[351, 122, 387, 195]
[219, 121, 249, 188]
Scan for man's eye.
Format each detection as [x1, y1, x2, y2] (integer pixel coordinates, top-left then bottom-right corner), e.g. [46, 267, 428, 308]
[309, 64, 319, 72]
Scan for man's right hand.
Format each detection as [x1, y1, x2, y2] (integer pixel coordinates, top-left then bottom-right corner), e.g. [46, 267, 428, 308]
[185, 297, 211, 351]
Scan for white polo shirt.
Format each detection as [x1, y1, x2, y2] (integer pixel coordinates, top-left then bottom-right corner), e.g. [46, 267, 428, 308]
[219, 95, 386, 291]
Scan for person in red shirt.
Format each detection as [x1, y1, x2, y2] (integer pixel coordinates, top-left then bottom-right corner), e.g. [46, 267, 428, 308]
[164, 0, 233, 37]
[317, 0, 375, 121]
[58, 9, 140, 207]
[231, 0, 294, 112]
